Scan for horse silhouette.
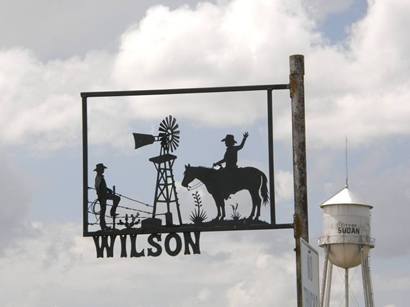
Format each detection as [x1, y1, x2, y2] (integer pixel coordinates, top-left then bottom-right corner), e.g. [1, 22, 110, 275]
[181, 164, 269, 221]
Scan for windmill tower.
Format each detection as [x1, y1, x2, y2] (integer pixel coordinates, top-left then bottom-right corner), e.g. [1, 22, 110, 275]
[319, 187, 375, 307]
[133, 115, 182, 226]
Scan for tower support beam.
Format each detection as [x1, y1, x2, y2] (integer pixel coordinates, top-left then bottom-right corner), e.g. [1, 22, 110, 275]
[324, 261, 333, 307]
[361, 247, 375, 307]
[320, 246, 329, 307]
[150, 154, 182, 226]
[345, 268, 349, 307]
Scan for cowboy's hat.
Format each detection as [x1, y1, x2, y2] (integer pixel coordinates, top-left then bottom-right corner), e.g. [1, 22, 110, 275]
[94, 163, 107, 171]
[221, 134, 237, 144]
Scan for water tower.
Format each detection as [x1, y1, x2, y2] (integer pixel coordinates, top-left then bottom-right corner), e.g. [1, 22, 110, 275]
[319, 187, 375, 307]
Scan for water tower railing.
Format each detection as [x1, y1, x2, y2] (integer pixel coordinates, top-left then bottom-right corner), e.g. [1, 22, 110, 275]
[318, 235, 375, 247]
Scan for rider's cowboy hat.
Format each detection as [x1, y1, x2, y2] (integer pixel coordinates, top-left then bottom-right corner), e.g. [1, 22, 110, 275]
[94, 163, 107, 171]
[221, 134, 237, 144]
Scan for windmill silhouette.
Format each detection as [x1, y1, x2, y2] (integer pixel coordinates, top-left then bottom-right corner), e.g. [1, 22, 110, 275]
[133, 115, 182, 226]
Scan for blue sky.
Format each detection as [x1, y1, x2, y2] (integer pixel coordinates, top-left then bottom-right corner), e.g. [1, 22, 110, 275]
[1, 0, 409, 306]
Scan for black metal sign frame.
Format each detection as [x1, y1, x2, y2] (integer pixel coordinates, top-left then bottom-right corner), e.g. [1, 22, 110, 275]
[81, 83, 294, 237]
[82, 55, 308, 307]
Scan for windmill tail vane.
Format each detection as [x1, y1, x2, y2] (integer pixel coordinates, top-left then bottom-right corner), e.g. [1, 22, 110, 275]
[133, 133, 156, 149]
[133, 115, 180, 152]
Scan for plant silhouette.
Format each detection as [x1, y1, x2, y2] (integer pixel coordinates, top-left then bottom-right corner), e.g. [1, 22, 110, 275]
[118, 213, 140, 229]
[230, 203, 241, 220]
[190, 191, 207, 224]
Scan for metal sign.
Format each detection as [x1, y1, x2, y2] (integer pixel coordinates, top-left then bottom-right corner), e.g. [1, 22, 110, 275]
[82, 84, 293, 256]
[82, 54, 308, 307]
[301, 238, 319, 307]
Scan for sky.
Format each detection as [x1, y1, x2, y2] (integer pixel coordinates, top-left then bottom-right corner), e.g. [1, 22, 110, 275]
[0, 0, 409, 306]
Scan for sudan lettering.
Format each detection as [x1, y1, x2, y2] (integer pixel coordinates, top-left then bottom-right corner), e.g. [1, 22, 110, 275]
[92, 232, 201, 258]
[337, 223, 360, 235]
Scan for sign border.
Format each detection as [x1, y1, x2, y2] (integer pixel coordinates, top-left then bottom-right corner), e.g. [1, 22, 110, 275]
[81, 84, 293, 237]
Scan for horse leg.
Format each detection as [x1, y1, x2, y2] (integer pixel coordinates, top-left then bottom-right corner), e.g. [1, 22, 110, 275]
[214, 197, 225, 221]
[247, 191, 257, 220]
[216, 207, 221, 221]
[253, 192, 262, 221]
[213, 196, 221, 221]
[248, 191, 261, 221]
[220, 199, 226, 221]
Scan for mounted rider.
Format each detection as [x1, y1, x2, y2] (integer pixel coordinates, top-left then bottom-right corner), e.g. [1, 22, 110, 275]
[213, 132, 249, 169]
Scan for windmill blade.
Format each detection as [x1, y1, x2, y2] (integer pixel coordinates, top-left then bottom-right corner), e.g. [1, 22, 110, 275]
[159, 120, 168, 132]
[170, 140, 179, 152]
[171, 137, 179, 146]
[165, 115, 171, 127]
[170, 136, 180, 151]
[171, 116, 176, 129]
[172, 134, 180, 142]
[172, 137, 180, 145]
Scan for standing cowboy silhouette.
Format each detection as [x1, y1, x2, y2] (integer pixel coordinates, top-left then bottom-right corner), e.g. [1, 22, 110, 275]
[94, 163, 121, 230]
[213, 132, 249, 169]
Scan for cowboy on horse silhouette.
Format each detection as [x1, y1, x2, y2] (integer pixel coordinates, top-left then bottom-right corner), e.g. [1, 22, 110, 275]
[213, 132, 248, 169]
[182, 131, 269, 221]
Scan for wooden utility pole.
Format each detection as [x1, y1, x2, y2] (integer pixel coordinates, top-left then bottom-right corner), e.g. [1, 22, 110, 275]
[290, 54, 309, 307]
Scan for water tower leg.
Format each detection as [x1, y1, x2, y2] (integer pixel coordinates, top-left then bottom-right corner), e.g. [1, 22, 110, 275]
[324, 262, 333, 307]
[361, 247, 370, 307]
[320, 247, 329, 307]
[361, 247, 374, 307]
[345, 268, 349, 307]
[366, 257, 375, 307]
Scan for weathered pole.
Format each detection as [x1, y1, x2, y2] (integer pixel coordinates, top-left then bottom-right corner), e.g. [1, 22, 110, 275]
[290, 54, 309, 307]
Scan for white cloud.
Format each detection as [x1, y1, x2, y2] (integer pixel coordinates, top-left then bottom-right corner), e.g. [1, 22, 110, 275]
[1, 0, 409, 150]
[113, 1, 314, 87]
[226, 252, 295, 306]
[0, 151, 35, 251]
[307, 0, 410, 147]
[275, 170, 294, 202]
[109, 0, 410, 148]
[1, 0, 312, 150]
[0, 48, 113, 149]
[0, 222, 296, 307]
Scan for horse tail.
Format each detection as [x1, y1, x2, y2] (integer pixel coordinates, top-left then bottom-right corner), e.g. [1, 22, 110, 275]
[260, 172, 269, 205]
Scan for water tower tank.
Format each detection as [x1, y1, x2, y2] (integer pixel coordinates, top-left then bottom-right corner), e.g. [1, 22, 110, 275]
[319, 187, 374, 268]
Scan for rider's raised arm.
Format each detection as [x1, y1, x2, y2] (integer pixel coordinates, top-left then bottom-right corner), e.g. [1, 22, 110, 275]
[235, 132, 249, 150]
